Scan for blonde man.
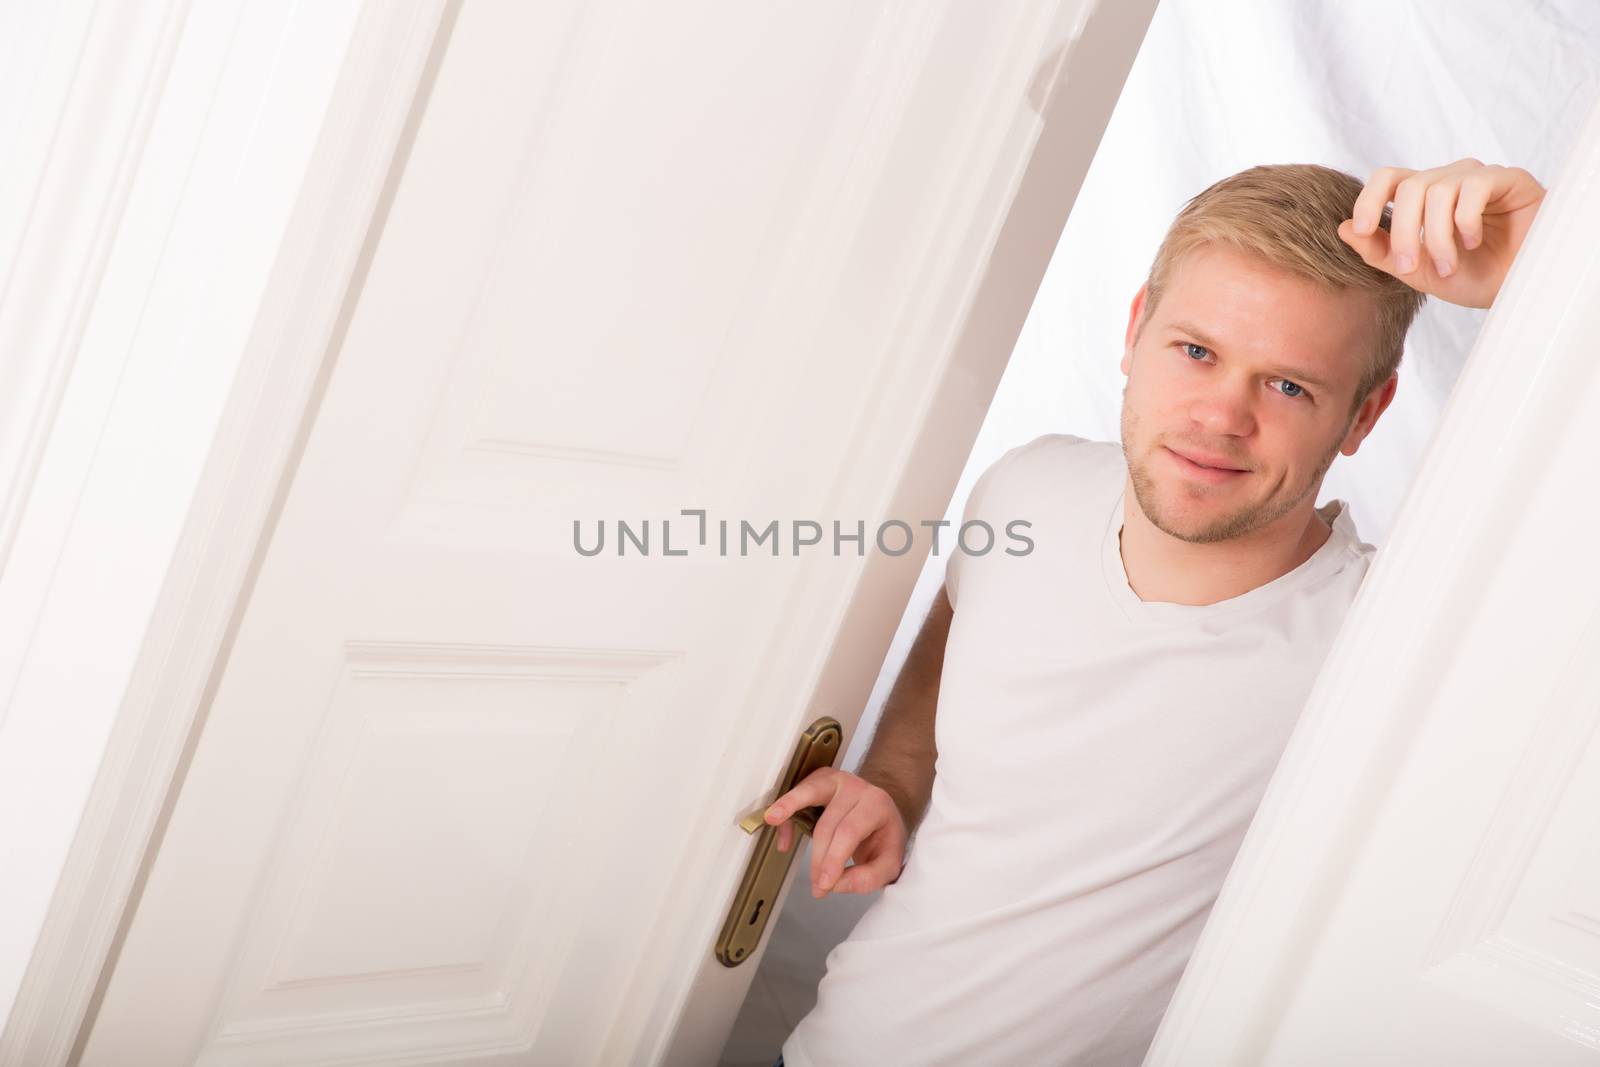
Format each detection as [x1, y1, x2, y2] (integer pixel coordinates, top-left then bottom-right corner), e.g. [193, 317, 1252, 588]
[769, 159, 1547, 1067]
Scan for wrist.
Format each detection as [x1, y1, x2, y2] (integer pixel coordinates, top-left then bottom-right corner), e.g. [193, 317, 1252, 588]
[857, 763, 917, 832]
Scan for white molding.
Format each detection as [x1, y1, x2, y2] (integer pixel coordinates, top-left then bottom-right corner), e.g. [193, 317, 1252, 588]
[0, 1, 452, 1062]
[1146, 95, 1600, 1065]
[0, 0, 183, 574]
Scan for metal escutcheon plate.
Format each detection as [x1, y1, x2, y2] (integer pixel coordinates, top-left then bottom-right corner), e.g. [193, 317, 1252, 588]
[715, 716, 841, 966]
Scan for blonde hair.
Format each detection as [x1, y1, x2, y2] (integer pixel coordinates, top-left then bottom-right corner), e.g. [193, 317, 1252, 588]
[1138, 163, 1425, 417]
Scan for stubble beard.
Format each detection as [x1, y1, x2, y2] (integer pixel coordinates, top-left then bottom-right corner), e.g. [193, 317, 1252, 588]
[1119, 400, 1348, 546]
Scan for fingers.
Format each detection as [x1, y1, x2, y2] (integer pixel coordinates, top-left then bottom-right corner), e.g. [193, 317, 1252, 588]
[763, 767, 836, 828]
[1336, 216, 1389, 271]
[766, 767, 835, 858]
[1454, 172, 1494, 251]
[810, 789, 867, 895]
[761, 767, 908, 897]
[1345, 158, 1486, 278]
[1340, 159, 1546, 308]
[1422, 180, 1463, 277]
[1385, 170, 1431, 275]
[1350, 166, 1413, 236]
[833, 867, 884, 893]
[812, 802, 903, 896]
[839, 827, 907, 892]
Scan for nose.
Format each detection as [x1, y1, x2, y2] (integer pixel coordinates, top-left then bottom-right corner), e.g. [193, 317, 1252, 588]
[1187, 379, 1256, 437]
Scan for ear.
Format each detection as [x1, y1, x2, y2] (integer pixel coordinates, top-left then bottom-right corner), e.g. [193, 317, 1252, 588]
[1121, 283, 1149, 376]
[1340, 372, 1399, 455]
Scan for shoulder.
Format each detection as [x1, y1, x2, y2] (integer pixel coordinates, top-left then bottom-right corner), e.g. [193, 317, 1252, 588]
[958, 433, 1120, 530]
[975, 432, 1120, 486]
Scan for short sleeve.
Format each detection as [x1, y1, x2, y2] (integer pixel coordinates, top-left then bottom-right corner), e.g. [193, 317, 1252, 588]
[942, 435, 1068, 608]
[942, 451, 1007, 611]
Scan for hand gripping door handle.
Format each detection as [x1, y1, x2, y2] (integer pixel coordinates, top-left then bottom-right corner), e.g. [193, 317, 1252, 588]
[716, 716, 842, 966]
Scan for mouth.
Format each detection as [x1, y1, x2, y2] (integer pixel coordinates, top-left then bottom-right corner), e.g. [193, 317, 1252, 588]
[1165, 446, 1250, 483]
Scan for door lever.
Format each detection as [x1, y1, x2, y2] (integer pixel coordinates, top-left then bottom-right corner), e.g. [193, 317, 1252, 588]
[716, 716, 842, 966]
[735, 801, 819, 837]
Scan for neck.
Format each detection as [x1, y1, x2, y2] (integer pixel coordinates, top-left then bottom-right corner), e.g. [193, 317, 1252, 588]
[1118, 475, 1333, 606]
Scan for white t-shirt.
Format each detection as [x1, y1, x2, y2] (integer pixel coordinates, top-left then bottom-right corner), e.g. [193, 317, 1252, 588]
[782, 433, 1376, 1067]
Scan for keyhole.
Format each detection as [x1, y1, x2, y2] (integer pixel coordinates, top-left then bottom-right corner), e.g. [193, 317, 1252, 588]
[748, 898, 766, 925]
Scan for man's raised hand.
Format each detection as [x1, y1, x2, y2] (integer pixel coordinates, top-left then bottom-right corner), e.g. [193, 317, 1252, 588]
[1337, 158, 1545, 309]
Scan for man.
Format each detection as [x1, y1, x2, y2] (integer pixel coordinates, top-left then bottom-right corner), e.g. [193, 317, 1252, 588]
[765, 159, 1547, 1066]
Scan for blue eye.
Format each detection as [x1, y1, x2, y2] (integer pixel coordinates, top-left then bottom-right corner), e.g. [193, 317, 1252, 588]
[1179, 341, 1312, 401]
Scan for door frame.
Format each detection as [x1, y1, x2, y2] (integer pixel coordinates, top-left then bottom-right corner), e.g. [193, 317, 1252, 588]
[0, 2, 456, 1062]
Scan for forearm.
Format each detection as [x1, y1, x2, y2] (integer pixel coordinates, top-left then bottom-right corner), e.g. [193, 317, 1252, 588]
[856, 692, 937, 835]
[856, 592, 949, 834]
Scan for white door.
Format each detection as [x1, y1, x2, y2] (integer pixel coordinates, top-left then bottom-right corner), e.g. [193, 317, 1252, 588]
[1146, 98, 1600, 1066]
[80, 1, 1152, 1064]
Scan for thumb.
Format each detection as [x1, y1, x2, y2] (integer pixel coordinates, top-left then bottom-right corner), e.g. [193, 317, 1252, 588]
[828, 864, 884, 894]
[1338, 217, 1390, 269]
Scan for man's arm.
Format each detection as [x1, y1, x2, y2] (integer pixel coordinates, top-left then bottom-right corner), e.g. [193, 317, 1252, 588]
[764, 582, 954, 897]
[855, 582, 952, 837]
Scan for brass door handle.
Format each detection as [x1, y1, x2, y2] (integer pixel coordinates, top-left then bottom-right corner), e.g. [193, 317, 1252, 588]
[736, 802, 820, 836]
[716, 716, 842, 966]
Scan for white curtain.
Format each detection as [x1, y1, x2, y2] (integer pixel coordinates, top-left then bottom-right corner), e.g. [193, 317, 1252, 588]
[723, 2, 1600, 1061]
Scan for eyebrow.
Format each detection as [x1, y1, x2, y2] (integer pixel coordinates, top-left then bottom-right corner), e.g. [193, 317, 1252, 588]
[1166, 321, 1334, 392]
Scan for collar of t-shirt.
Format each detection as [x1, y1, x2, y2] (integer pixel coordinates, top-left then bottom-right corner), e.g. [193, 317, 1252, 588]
[1100, 484, 1360, 625]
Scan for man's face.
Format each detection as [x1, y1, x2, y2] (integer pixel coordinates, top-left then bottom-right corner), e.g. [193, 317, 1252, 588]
[1118, 242, 1392, 545]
